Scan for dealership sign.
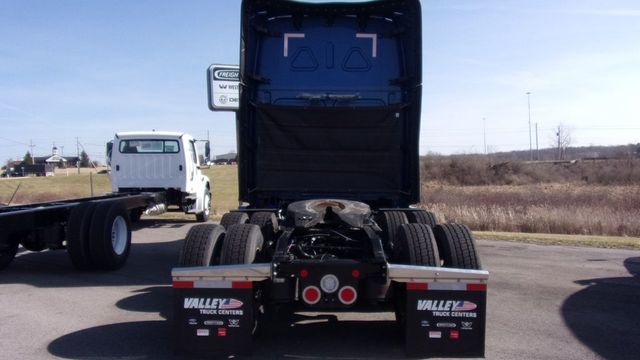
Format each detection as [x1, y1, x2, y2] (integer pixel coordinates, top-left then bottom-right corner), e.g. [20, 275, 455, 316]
[208, 64, 239, 111]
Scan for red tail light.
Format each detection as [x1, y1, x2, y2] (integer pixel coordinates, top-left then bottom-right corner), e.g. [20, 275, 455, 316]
[302, 286, 321, 305]
[299, 269, 309, 278]
[351, 269, 361, 279]
[338, 286, 357, 305]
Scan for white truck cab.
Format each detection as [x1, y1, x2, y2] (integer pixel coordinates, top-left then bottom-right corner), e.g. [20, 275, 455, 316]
[110, 131, 211, 222]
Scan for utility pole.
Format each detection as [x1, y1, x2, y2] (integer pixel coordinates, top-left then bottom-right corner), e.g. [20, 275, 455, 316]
[76, 137, 80, 174]
[556, 129, 561, 160]
[483, 117, 487, 155]
[535, 123, 539, 160]
[526, 92, 532, 160]
[29, 139, 36, 164]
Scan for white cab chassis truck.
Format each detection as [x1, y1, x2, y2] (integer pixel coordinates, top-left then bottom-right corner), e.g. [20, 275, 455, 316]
[0, 131, 211, 272]
[110, 131, 212, 223]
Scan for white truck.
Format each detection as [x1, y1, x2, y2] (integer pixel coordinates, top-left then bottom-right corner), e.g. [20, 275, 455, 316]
[110, 131, 212, 223]
[0, 131, 211, 271]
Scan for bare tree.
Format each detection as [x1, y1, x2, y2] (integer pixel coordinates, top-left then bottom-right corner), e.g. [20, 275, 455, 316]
[552, 124, 572, 160]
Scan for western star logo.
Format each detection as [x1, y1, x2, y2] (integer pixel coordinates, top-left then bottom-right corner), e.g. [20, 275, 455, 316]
[214, 69, 239, 81]
[183, 298, 243, 310]
[417, 300, 477, 312]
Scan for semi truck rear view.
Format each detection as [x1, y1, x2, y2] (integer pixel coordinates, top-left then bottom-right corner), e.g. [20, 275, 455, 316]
[173, 0, 489, 357]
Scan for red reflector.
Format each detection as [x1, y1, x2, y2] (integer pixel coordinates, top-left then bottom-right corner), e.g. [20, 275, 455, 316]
[467, 283, 487, 292]
[299, 269, 309, 278]
[450, 330, 459, 340]
[351, 269, 361, 279]
[232, 281, 253, 289]
[406, 283, 428, 291]
[338, 286, 357, 305]
[172, 281, 193, 288]
[217, 328, 227, 337]
[302, 286, 321, 304]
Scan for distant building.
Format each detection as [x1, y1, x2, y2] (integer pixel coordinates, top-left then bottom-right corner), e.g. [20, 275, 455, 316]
[214, 152, 237, 164]
[33, 147, 79, 168]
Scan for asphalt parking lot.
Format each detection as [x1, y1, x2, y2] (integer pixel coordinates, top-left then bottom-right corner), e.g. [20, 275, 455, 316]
[1, 218, 638, 359]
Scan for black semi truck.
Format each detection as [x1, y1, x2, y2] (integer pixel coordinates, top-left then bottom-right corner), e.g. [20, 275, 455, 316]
[173, 0, 489, 357]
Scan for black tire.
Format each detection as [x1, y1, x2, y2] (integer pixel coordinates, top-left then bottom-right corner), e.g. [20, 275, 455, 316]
[406, 210, 437, 228]
[0, 237, 18, 271]
[395, 223, 440, 266]
[179, 224, 225, 266]
[67, 202, 98, 270]
[377, 211, 408, 257]
[220, 212, 249, 230]
[377, 211, 409, 243]
[220, 224, 264, 265]
[89, 201, 132, 271]
[195, 188, 211, 223]
[249, 212, 278, 244]
[433, 223, 481, 269]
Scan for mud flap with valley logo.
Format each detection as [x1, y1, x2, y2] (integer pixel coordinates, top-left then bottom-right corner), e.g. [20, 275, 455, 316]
[405, 282, 487, 357]
[173, 280, 255, 356]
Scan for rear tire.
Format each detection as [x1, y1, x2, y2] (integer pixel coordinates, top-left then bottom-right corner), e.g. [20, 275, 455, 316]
[395, 223, 440, 266]
[433, 224, 481, 269]
[195, 188, 211, 223]
[179, 224, 225, 266]
[377, 211, 408, 259]
[405, 210, 437, 228]
[220, 211, 249, 229]
[67, 202, 98, 270]
[89, 201, 132, 271]
[220, 224, 263, 265]
[249, 212, 278, 245]
[393, 223, 440, 327]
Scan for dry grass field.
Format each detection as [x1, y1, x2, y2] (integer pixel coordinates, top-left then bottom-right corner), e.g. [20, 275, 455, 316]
[421, 183, 640, 237]
[2, 165, 639, 248]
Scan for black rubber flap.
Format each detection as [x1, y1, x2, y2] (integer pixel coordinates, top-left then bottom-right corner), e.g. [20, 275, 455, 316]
[174, 287, 254, 356]
[405, 287, 486, 357]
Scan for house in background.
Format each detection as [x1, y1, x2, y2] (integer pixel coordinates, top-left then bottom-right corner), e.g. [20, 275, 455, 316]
[33, 147, 79, 168]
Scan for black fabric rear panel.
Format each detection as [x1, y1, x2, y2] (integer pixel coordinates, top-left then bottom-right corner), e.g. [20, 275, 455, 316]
[253, 105, 405, 193]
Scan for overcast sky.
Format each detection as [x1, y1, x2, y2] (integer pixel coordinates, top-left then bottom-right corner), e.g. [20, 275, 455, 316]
[1, 0, 639, 163]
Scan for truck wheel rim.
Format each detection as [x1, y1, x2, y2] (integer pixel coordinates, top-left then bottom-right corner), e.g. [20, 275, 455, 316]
[204, 193, 211, 216]
[111, 216, 127, 255]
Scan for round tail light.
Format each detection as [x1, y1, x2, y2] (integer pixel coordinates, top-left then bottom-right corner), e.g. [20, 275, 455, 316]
[302, 286, 321, 305]
[338, 286, 357, 305]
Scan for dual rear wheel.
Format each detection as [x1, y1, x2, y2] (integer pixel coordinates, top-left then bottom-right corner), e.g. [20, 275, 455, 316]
[179, 211, 278, 266]
[67, 201, 132, 271]
[378, 210, 481, 269]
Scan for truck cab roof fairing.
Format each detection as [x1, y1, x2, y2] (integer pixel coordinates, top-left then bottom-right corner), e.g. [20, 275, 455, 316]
[238, 0, 422, 208]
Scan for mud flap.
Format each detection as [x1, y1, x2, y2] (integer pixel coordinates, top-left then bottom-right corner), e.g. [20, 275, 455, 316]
[173, 280, 255, 357]
[405, 282, 487, 357]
